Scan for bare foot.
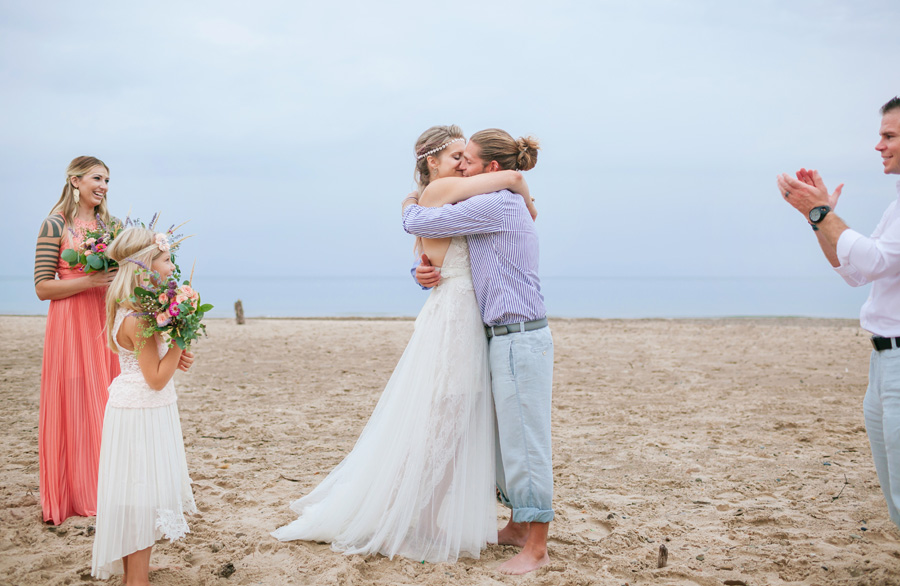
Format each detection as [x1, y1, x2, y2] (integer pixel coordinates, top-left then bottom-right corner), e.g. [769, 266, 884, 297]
[498, 549, 550, 575]
[498, 520, 529, 547]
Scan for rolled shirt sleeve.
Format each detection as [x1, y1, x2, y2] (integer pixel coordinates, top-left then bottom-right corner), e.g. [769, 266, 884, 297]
[835, 203, 900, 286]
[834, 229, 872, 286]
[402, 192, 506, 238]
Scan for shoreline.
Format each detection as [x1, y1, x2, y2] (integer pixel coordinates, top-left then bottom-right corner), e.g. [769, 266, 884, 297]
[0, 314, 863, 323]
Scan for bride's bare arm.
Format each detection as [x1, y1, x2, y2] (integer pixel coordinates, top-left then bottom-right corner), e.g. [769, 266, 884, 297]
[420, 171, 529, 207]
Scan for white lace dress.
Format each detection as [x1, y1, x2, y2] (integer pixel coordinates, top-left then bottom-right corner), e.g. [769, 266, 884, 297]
[91, 307, 196, 580]
[272, 237, 498, 562]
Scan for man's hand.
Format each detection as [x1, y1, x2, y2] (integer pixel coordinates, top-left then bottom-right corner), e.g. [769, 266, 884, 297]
[177, 351, 195, 372]
[415, 253, 441, 288]
[796, 168, 843, 210]
[778, 169, 843, 216]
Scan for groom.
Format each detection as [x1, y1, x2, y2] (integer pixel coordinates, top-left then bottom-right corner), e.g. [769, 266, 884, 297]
[403, 129, 554, 575]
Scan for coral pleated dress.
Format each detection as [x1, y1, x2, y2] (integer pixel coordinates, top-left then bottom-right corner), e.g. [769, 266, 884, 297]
[39, 215, 120, 525]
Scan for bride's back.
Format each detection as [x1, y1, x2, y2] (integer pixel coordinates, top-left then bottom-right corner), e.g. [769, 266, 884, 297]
[421, 237, 452, 267]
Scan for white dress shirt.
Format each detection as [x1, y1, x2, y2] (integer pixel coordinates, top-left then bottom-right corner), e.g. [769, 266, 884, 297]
[835, 180, 900, 337]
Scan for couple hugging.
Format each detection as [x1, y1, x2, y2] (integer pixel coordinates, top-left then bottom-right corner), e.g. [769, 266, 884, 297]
[271, 126, 553, 575]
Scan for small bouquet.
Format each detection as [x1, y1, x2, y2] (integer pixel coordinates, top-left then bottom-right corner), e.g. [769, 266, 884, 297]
[62, 215, 124, 272]
[129, 263, 213, 351]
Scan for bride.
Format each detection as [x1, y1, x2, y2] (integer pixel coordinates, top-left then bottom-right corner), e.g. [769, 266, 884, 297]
[271, 125, 535, 563]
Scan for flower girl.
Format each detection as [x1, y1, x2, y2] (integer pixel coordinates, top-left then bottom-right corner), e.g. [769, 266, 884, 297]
[91, 227, 196, 584]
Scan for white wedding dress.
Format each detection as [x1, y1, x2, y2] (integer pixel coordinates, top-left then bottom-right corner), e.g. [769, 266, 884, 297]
[272, 237, 497, 562]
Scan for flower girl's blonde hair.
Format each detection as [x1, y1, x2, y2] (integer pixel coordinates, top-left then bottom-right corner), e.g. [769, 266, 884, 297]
[105, 227, 165, 352]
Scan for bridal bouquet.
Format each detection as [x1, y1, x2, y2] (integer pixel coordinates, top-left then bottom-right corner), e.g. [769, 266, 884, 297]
[129, 264, 213, 351]
[62, 215, 124, 273]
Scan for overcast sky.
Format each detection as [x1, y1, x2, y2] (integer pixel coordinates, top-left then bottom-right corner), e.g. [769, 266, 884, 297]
[3, 0, 899, 288]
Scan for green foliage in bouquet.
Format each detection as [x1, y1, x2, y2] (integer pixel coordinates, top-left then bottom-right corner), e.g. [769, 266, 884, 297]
[129, 261, 213, 352]
[61, 215, 124, 273]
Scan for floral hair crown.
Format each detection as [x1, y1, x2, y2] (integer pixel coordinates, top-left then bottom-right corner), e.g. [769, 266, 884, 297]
[121, 213, 195, 277]
[416, 137, 464, 161]
[146, 212, 192, 254]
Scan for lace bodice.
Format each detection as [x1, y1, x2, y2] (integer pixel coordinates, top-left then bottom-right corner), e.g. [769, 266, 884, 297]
[107, 307, 177, 409]
[434, 237, 474, 290]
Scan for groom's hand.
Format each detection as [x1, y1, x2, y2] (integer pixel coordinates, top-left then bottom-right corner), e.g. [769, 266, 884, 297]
[416, 254, 441, 288]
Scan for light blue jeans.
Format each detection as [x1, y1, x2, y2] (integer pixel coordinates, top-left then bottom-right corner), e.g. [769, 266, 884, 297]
[489, 326, 554, 523]
[864, 347, 900, 528]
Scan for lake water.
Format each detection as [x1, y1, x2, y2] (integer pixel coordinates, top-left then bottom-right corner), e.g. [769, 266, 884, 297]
[2, 275, 867, 320]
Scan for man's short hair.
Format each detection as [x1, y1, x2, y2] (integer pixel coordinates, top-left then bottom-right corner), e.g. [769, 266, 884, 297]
[881, 96, 900, 115]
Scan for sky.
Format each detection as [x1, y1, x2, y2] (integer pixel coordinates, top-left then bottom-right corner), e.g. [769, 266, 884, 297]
[2, 1, 899, 302]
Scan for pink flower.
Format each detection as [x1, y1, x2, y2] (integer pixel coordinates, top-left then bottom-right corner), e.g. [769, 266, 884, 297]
[156, 312, 171, 326]
[159, 293, 168, 304]
[180, 285, 195, 297]
[154, 233, 170, 252]
[95, 243, 107, 252]
[175, 293, 188, 305]
[84, 238, 96, 247]
[168, 302, 181, 317]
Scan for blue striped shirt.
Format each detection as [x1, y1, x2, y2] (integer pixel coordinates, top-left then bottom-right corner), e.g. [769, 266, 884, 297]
[403, 190, 546, 326]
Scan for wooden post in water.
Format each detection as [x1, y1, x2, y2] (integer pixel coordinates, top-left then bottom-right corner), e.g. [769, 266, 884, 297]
[235, 299, 245, 325]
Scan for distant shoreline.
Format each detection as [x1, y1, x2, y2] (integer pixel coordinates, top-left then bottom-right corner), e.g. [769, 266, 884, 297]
[0, 314, 862, 326]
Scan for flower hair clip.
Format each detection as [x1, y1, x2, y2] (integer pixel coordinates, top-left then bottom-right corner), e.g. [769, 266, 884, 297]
[155, 233, 171, 253]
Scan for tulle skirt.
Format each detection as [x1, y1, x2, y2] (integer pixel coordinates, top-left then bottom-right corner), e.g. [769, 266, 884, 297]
[272, 271, 497, 562]
[91, 402, 196, 579]
[39, 286, 120, 524]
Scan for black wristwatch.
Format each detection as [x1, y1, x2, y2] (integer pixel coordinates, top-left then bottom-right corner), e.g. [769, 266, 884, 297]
[808, 205, 832, 224]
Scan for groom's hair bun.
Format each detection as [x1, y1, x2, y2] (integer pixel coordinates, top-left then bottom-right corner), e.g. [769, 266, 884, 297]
[469, 129, 540, 172]
[514, 136, 540, 172]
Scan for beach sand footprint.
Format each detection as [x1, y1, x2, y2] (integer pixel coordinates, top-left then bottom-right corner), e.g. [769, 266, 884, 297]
[571, 515, 613, 543]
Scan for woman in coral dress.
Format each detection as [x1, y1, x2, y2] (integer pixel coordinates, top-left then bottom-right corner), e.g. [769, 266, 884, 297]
[33, 156, 120, 525]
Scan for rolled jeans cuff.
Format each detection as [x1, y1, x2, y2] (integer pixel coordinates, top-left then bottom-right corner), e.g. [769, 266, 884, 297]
[512, 506, 555, 524]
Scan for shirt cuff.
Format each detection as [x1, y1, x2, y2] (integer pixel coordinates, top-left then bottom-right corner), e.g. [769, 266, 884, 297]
[835, 228, 864, 270]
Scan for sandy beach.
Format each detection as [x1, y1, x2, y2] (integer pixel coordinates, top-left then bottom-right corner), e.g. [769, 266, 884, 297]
[2, 315, 900, 586]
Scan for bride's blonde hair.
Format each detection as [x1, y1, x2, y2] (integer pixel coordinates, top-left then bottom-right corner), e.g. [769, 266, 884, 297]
[413, 125, 465, 195]
[104, 227, 165, 352]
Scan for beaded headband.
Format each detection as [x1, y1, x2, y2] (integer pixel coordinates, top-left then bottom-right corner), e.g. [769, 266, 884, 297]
[416, 137, 465, 161]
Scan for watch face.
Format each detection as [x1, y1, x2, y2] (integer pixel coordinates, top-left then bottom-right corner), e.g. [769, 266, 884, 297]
[809, 206, 829, 223]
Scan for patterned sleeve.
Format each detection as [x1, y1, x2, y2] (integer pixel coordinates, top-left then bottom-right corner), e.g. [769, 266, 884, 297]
[402, 191, 506, 238]
[34, 215, 65, 285]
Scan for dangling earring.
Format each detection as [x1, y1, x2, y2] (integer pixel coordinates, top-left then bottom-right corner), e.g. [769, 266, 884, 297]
[73, 188, 80, 204]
